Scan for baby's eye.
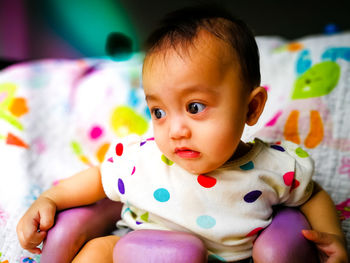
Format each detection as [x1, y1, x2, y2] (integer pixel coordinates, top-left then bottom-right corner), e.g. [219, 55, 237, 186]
[152, 108, 166, 119]
[187, 102, 206, 114]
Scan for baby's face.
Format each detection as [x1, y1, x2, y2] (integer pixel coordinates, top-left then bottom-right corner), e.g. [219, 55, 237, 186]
[143, 31, 251, 174]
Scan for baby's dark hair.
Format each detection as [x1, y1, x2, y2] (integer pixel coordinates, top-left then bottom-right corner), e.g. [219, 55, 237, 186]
[144, 5, 261, 90]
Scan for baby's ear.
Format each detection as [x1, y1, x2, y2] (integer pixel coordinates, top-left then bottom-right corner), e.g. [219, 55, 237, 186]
[246, 86, 267, 126]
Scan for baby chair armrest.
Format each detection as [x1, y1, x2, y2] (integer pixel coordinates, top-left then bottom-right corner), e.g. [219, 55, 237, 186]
[41, 198, 122, 263]
[253, 207, 318, 262]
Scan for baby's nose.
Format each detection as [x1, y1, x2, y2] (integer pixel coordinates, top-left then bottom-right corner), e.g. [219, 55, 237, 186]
[169, 117, 191, 139]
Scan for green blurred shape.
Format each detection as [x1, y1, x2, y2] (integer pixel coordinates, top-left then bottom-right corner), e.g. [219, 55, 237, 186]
[71, 141, 83, 155]
[47, 0, 139, 57]
[110, 106, 148, 137]
[292, 61, 340, 99]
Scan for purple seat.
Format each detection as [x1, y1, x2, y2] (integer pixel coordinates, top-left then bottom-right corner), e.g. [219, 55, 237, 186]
[41, 199, 122, 263]
[41, 202, 318, 263]
[113, 229, 207, 263]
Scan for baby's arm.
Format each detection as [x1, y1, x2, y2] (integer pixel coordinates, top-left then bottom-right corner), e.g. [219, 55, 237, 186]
[17, 166, 106, 254]
[300, 182, 348, 262]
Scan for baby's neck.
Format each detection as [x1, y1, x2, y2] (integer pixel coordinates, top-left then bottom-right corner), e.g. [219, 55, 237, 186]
[228, 140, 252, 162]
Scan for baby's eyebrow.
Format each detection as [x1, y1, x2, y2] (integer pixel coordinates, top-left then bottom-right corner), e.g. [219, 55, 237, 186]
[145, 85, 219, 102]
[184, 85, 219, 94]
[145, 94, 157, 102]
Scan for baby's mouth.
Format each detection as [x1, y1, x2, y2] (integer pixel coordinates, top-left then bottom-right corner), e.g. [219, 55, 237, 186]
[175, 148, 200, 159]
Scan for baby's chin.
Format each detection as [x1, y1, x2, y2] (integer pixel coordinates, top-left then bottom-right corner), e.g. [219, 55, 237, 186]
[178, 162, 222, 175]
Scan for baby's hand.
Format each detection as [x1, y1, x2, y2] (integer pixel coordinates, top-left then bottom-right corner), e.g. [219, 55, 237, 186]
[302, 229, 349, 263]
[16, 196, 57, 254]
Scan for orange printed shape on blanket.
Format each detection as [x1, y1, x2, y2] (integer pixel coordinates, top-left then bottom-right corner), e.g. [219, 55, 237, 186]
[9, 97, 29, 117]
[304, 110, 324, 148]
[6, 132, 29, 148]
[283, 110, 301, 144]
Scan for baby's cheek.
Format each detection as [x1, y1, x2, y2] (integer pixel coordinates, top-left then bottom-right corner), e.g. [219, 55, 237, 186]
[213, 136, 239, 161]
[153, 134, 169, 156]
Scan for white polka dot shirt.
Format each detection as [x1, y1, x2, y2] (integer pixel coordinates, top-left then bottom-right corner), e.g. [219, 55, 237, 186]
[101, 135, 314, 261]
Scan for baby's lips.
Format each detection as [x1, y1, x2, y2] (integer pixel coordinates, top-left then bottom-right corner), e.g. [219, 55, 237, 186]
[175, 148, 201, 158]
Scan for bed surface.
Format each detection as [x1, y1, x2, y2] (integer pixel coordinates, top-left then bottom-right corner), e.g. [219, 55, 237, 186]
[0, 32, 349, 262]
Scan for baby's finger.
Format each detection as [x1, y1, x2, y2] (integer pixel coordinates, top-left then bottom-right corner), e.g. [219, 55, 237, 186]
[38, 205, 56, 231]
[18, 225, 47, 250]
[24, 233, 47, 255]
[26, 247, 42, 255]
[17, 220, 36, 248]
[301, 229, 332, 245]
[27, 231, 47, 254]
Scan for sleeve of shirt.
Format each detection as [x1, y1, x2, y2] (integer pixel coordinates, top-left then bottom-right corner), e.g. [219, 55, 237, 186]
[100, 134, 141, 202]
[279, 141, 315, 207]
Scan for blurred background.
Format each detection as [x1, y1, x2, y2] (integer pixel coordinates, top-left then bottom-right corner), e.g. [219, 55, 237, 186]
[1, 0, 350, 62]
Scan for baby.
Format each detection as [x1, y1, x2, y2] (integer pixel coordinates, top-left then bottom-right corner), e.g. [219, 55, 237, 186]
[17, 5, 348, 263]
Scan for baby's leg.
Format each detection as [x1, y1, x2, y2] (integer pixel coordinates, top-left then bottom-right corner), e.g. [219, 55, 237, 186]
[113, 229, 207, 263]
[252, 207, 319, 263]
[72, 235, 120, 263]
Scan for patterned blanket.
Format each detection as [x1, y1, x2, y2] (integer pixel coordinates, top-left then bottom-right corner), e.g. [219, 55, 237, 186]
[0, 32, 349, 262]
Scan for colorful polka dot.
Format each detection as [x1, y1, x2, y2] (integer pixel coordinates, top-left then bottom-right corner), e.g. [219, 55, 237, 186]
[153, 188, 170, 202]
[20, 256, 36, 263]
[197, 174, 217, 188]
[244, 190, 262, 203]
[140, 212, 149, 222]
[33, 137, 46, 154]
[116, 143, 123, 156]
[9, 97, 29, 117]
[283, 171, 295, 186]
[271, 145, 285, 152]
[140, 137, 155, 146]
[52, 180, 60, 186]
[291, 178, 300, 191]
[107, 157, 113, 163]
[136, 221, 143, 225]
[122, 207, 131, 216]
[131, 166, 136, 175]
[79, 155, 91, 165]
[130, 210, 137, 219]
[265, 110, 282, 127]
[240, 161, 254, 170]
[246, 227, 264, 237]
[196, 215, 216, 229]
[295, 147, 309, 158]
[90, 125, 103, 140]
[208, 254, 227, 261]
[161, 155, 174, 165]
[118, 178, 125, 194]
[96, 142, 110, 163]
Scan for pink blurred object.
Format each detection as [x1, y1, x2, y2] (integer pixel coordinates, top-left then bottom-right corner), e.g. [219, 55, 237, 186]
[40, 198, 122, 263]
[336, 198, 350, 220]
[42, 204, 318, 263]
[113, 230, 207, 263]
[252, 207, 318, 263]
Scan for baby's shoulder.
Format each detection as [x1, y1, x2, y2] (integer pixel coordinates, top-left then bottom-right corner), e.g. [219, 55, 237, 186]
[253, 138, 314, 169]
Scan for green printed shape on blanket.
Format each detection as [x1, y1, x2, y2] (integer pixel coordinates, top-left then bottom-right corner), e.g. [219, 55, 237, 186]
[0, 83, 24, 130]
[292, 61, 340, 99]
[111, 106, 148, 137]
[71, 141, 83, 155]
[0, 83, 17, 109]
